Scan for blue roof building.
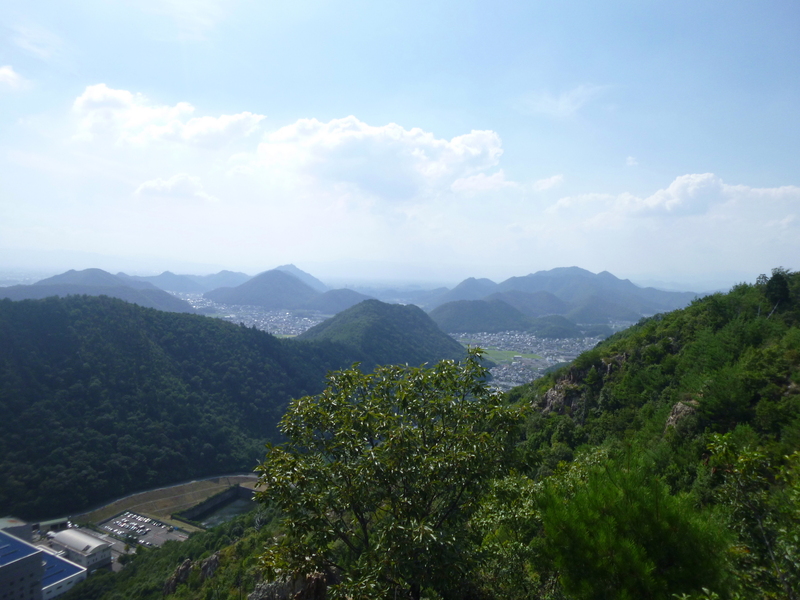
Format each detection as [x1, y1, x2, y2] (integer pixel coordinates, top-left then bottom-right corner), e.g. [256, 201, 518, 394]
[0, 530, 86, 600]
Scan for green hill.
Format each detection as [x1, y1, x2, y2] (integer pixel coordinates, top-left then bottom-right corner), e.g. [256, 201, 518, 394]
[0, 295, 351, 519]
[526, 314, 582, 337]
[204, 269, 319, 308]
[430, 299, 587, 337]
[298, 299, 465, 369]
[486, 289, 571, 318]
[429, 298, 532, 333]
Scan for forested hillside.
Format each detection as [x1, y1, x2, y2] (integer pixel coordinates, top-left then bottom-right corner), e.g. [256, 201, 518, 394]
[65, 269, 800, 600]
[297, 299, 466, 369]
[0, 295, 355, 519]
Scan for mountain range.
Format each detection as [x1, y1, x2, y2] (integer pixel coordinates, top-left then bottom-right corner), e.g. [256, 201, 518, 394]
[0, 268, 195, 313]
[0, 265, 701, 335]
[424, 267, 699, 332]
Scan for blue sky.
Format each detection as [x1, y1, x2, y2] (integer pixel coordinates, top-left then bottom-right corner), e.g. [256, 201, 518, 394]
[1, 0, 798, 289]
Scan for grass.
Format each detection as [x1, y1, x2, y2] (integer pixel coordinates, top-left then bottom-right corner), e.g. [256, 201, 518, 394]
[76, 475, 259, 531]
[483, 348, 543, 363]
[457, 342, 542, 364]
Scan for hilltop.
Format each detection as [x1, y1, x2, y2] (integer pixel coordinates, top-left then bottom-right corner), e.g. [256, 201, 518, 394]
[297, 299, 466, 370]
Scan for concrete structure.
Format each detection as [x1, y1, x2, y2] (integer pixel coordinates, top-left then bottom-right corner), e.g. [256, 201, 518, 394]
[0, 530, 86, 600]
[49, 530, 111, 572]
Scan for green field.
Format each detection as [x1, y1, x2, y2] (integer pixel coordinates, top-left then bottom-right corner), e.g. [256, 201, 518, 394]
[458, 343, 542, 364]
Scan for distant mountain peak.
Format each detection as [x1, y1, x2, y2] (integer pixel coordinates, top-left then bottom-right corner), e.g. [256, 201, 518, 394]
[274, 264, 328, 293]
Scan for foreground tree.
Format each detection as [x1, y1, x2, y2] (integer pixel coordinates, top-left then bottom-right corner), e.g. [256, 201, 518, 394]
[255, 349, 521, 599]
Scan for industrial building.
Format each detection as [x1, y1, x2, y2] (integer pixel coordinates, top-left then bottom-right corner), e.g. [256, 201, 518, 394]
[48, 530, 111, 572]
[0, 530, 86, 600]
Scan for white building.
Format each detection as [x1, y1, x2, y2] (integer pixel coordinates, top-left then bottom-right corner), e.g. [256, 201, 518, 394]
[50, 530, 111, 571]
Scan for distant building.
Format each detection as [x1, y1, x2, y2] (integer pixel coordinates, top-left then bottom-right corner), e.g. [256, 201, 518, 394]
[49, 530, 111, 571]
[0, 530, 86, 600]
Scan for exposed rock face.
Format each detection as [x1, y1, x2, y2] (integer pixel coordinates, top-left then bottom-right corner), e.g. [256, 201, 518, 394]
[542, 381, 582, 414]
[664, 400, 699, 432]
[248, 573, 329, 600]
[200, 551, 221, 581]
[164, 558, 193, 595]
[295, 573, 327, 600]
[602, 353, 627, 376]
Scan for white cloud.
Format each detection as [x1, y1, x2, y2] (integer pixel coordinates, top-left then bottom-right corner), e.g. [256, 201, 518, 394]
[72, 84, 264, 146]
[0, 66, 29, 90]
[550, 173, 729, 219]
[625, 173, 723, 216]
[516, 84, 608, 118]
[532, 174, 564, 191]
[626, 156, 638, 167]
[451, 170, 519, 194]
[11, 23, 63, 60]
[247, 116, 504, 200]
[135, 174, 217, 203]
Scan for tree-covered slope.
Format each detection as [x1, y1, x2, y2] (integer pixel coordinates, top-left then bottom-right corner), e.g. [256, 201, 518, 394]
[498, 268, 800, 598]
[429, 298, 532, 333]
[297, 299, 465, 369]
[0, 295, 352, 519]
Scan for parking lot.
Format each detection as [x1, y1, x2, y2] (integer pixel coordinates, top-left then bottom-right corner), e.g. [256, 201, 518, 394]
[98, 511, 189, 549]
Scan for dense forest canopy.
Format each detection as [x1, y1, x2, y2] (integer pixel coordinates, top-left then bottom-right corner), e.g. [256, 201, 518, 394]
[0, 295, 355, 518]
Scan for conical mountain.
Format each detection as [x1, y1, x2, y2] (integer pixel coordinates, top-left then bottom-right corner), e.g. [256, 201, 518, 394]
[275, 264, 328, 293]
[298, 299, 465, 370]
[204, 269, 319, 309]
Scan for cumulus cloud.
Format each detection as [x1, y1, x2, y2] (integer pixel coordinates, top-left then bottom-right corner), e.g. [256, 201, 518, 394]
[73, 84, 264, 146]
[135, 173, 217, 202]
[625, 173, 723, 216]
[247, 116, 504, 200]
[0, 66, 29, 90]
[516, 84, 608, 118]
[549, 173, 729, 219]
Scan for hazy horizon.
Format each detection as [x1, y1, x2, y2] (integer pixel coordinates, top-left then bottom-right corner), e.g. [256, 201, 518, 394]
[0, 254, 756, 295]
[2, 1, 797, 293]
